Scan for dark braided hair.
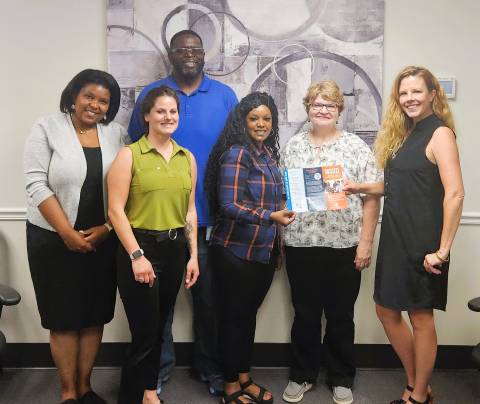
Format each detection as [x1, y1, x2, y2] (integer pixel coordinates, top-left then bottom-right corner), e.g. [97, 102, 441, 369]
[204, 92, 280, 214]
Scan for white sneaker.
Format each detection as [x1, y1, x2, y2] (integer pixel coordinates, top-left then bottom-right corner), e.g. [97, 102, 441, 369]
[282, 380, 313, 402]
[333, 386, 353, 404]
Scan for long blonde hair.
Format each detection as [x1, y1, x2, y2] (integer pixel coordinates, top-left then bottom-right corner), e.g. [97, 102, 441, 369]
[375, 66, 455, 168]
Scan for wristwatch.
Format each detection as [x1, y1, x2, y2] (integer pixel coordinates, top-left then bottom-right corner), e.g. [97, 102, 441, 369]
[129, 249, 144, 261]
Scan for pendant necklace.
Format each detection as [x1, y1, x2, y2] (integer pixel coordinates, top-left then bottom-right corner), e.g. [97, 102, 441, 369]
[71, 114, 94, 135]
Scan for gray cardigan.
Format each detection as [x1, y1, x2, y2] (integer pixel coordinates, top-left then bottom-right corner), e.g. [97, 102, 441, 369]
[24, 113, 129, 231]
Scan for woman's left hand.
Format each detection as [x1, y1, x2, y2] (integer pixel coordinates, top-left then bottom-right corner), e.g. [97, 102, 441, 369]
[82, 225, 110, 248]
[354, 239, 372, 271]
[185, 257, 200, 289]
[424, 253, 443, 275]
[270, 209, 296, 226]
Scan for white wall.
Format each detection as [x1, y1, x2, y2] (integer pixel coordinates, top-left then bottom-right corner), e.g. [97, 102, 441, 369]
[1, 0, 479, 345]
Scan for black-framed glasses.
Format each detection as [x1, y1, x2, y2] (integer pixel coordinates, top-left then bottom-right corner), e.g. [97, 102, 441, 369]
[171, 47, 205, 56]
[310, 103, 338, 112]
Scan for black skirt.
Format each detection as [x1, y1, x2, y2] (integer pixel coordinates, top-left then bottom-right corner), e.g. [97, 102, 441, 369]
[26, 221, 118, 330]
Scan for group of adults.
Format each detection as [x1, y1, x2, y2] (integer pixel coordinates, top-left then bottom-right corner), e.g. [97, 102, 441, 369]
[23, 29, 464, 404]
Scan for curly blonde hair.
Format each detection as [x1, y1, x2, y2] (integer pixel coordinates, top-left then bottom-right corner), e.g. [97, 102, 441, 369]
[303, 80, 344, 114]
[375, 66, 455, 168]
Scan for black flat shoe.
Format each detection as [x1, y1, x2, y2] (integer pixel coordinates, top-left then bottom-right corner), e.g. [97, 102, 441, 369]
[78, 391, 106, 404]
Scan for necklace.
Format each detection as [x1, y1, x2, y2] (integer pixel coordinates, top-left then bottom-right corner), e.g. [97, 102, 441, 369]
[70, 114, 95, 135]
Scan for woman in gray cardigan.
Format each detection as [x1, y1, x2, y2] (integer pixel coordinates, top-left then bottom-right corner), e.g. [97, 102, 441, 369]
[24, 69, 129, 404]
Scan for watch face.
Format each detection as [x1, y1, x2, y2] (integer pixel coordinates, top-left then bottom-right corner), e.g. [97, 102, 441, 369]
[131, 249, 144, 259]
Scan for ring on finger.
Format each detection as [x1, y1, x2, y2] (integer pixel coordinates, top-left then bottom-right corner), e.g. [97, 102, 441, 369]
[138, 277, 144, 282]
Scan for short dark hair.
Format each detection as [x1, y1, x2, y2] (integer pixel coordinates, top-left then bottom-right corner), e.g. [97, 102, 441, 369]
[169, 30, 203, 49]
[140, 85, 180, 129]
[59, 69, 121, 124]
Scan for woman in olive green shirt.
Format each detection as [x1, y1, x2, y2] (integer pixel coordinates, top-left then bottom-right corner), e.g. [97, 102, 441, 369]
[108, 85, 199, 404]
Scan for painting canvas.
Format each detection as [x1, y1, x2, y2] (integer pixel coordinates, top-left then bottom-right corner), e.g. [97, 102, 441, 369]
[107, 0, 384, 146]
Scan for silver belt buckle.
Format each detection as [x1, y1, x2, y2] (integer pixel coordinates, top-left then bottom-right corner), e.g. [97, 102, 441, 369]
[168, 228, 177, 240]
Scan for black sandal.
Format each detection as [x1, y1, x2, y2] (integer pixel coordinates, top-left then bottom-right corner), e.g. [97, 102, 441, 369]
[239, 378, 273, 404]
[408, 397, 429, 404]
[390, 385, 414, 404]
[221, 389, 253, 404]
[393, 385, 433, 404]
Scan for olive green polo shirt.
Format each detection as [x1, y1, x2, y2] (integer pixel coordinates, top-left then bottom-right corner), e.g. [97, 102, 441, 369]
[126, 136, 192, 231]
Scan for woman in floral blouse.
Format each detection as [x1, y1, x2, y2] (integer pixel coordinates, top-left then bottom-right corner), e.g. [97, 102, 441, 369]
[280, 80, 382, 404]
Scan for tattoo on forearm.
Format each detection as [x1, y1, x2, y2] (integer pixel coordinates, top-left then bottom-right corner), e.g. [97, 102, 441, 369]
[185, 220, 193, 253]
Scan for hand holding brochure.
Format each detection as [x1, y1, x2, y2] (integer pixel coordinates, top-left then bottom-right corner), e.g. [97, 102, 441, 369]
[284, 165, 348, 212]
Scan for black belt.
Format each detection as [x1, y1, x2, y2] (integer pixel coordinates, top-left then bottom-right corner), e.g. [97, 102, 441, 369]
[133, 227, 184, 242]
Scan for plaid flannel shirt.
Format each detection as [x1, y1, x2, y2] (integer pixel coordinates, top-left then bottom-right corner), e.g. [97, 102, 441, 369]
[210, 145, 283, 264]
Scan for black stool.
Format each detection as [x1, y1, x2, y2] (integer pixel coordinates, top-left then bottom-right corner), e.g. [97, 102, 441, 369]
[0, 284, 21, 371]
[468, 296, 480, 368]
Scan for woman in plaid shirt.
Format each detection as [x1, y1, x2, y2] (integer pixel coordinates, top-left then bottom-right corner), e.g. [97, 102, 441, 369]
[205, 92, 295, 404]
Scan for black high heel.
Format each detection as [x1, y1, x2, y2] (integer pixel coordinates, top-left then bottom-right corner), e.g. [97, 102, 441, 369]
[408, 389, 434, 404]
[390, 385, 414, 404]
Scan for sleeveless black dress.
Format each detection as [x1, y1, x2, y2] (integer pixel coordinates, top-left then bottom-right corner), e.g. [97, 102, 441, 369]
[374, 114, 449, 311]
[27, 147, 117, 330]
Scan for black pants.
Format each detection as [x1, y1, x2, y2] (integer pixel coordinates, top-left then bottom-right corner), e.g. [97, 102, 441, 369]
[117, 231, 186, 404]
[211, 245, 275, 383]
[286, 246, 360, 388]
[190, 227, 222, 376]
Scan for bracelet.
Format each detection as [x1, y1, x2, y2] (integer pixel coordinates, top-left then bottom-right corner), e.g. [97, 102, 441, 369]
[103, 222, 113, 232]
[435, 250, 449, 263]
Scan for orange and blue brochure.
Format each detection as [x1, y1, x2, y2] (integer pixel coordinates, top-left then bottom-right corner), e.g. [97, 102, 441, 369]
[284, 165, 348, 212]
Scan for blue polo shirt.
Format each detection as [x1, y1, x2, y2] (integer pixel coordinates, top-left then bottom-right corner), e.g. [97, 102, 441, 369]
[128, 75, 238, 227]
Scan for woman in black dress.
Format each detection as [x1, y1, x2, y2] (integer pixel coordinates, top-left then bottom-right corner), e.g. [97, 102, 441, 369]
[24, 69, 128, 404]
[345, 66, 464, 404]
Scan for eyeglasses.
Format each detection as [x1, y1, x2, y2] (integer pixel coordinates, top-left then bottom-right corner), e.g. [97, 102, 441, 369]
[310, 103, 338, 112]
[171, 47, 205, 56]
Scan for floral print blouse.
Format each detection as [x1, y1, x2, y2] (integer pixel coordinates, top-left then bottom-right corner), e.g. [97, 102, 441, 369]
[280, 130, 383, 248]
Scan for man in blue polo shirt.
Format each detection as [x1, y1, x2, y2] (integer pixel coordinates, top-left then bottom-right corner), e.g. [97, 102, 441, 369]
[128, 29, 238, 396]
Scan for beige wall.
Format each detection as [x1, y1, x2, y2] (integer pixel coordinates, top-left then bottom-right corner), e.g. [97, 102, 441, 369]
[1, 0, 479, 345]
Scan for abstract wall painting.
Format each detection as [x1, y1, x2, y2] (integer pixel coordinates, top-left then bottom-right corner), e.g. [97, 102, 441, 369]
[107, 0, 384, 145]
